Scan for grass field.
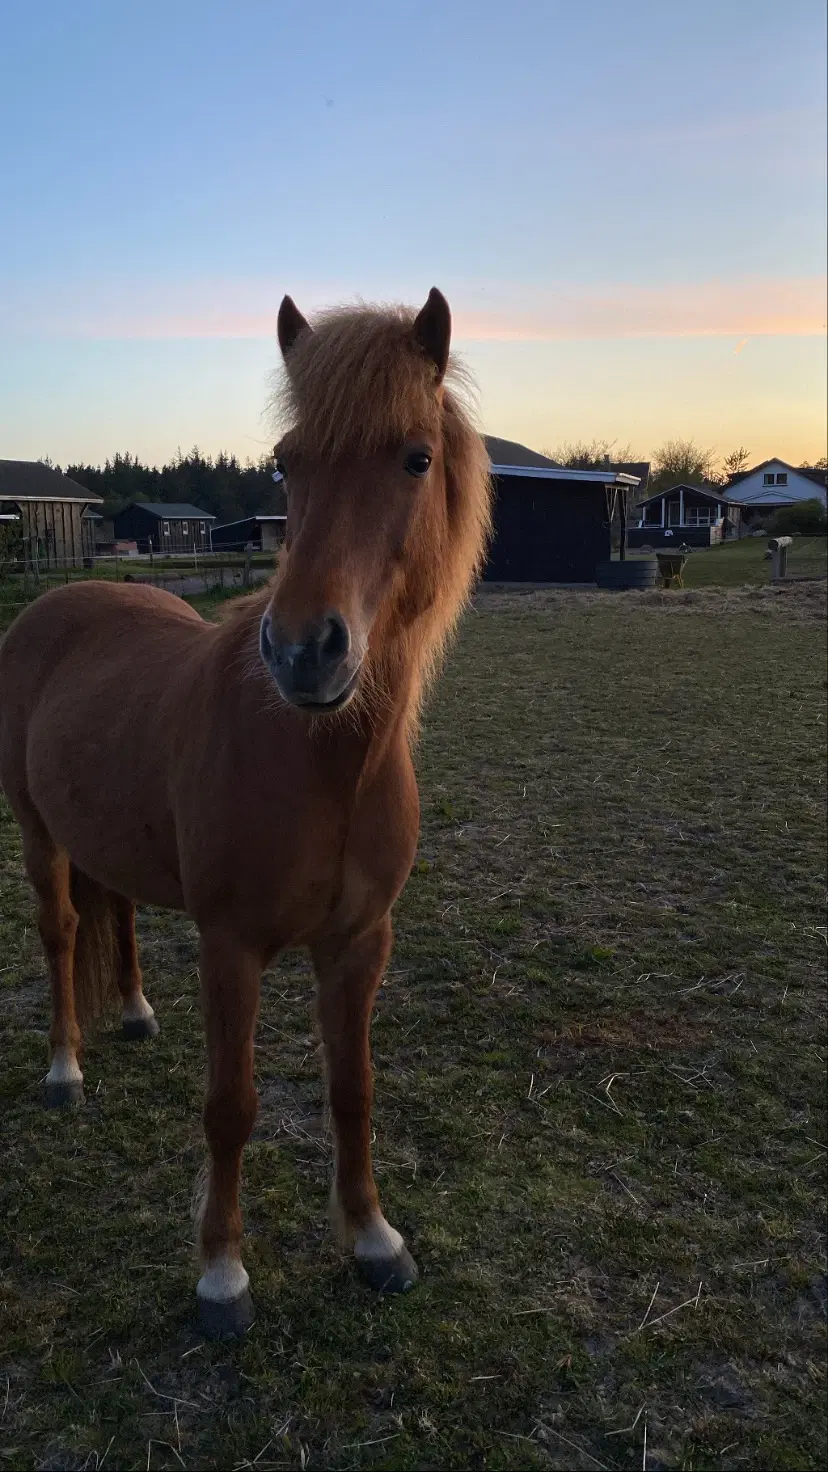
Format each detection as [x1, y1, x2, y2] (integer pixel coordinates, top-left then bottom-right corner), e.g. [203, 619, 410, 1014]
[626, 535, 827, 588]
[1, 583, 826, 1470]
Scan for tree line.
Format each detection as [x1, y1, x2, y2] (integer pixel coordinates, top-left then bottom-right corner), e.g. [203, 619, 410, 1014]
[48, 440, 826, 523]
[51, 449, 287, 527]
[543, 438, 828, 491]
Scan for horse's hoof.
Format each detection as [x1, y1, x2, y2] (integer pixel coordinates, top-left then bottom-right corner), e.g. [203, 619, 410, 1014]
[122, 1015, 160, 1041]
[44, 1079, 85, 1108]
[356, 1246, 419, 1294]
[198, 1289, 255, 1339]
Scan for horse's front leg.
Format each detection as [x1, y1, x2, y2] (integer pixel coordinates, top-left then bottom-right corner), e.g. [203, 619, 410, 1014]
[195, 929, 261, 1338]
[313, 917, 418, 1293]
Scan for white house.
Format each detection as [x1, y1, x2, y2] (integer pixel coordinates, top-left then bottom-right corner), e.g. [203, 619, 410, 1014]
[726, 458, 827, 512]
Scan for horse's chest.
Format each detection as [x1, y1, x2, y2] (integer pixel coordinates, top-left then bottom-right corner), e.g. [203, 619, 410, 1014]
[191, 764, 418, 948]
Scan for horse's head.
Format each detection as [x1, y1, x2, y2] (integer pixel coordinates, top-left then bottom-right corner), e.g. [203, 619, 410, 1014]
[259, 289, 489, 715]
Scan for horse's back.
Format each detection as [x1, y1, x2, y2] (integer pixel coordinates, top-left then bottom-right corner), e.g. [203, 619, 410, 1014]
[2, 578, 201, 680]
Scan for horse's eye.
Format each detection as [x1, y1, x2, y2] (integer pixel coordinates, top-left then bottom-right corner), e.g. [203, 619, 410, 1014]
[404, 451, 432, 478]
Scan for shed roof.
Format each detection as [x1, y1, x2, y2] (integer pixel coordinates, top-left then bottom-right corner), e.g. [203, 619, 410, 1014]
[120, 502, 216, 520]
[613, 461, 651, 491]
[491, 464, 640, 485]
[0, 459, 103, 504]
[212, 515, 287, 533]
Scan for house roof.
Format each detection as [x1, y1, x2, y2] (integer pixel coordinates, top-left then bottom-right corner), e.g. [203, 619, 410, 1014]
[637, 482, 743, 508]
[0, 459, 103, 505]
[484, 436, 560, 469]
[727, 458, 828, 489]
[119, 502, 216, 520]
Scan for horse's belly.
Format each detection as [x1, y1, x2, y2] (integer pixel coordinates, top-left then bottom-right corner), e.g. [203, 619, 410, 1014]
[35, 785, 185, 908]
[27, 743, 185, 908]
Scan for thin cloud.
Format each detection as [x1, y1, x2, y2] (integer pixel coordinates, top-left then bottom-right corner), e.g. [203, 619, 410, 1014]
[1, 275, 824, 342]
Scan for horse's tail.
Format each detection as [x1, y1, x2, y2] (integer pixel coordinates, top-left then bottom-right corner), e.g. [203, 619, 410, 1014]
[69, 865, 120, 1026]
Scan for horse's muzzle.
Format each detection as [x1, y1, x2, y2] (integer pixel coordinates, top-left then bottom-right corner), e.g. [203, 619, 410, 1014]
[259, 610, 360, 711]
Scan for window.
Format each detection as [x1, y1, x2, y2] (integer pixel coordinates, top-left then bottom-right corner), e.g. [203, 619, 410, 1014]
[181, 521, 189, 537]
[763, 472, 775, 486]
[776, 473, 788, 486]
[200, 521, 206, 535]
[162, 521, 170, 537]
[668, 500, 682, 526]
[686, 506, 713, 527]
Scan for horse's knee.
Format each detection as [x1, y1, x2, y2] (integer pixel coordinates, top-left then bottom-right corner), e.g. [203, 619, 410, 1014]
[38, 905, 78, 955]
[204, 1082, 257, 1150]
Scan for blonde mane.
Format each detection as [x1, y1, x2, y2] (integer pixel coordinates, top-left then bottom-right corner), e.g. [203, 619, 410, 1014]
[268, 302, 493, 727]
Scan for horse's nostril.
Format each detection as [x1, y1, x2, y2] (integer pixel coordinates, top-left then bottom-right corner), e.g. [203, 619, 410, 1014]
[260, 612, 274, 661]
[320, 613, 350, 664]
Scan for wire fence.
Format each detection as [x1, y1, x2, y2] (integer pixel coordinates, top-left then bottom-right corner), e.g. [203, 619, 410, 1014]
[0, 545, 277, 630]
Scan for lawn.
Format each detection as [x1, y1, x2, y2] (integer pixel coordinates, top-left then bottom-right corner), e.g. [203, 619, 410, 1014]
[627, 535, 827, 588]
[1, 583, 826, 1470]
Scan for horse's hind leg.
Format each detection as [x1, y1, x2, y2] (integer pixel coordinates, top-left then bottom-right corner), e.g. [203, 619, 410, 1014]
[313, 918, 418, 1294]
[114, 896, 159, 1040]
[21, 821, 84, 1108]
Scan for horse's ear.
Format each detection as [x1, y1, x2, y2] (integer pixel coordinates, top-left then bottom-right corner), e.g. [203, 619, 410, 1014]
[413, 287, 451, 382]
[278, 295, 312, 357]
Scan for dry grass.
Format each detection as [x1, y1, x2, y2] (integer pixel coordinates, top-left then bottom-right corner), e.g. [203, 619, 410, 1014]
[1, 584, 825, 1470]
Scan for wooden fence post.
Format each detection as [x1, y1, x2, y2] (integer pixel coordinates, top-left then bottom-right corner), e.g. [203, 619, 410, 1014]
[768, 536, 793, 582]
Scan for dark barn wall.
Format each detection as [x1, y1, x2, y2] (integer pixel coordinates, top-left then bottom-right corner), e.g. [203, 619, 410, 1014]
[113, 507, 210, 553]
[113, 505, 155, 551]
[484, 476, 610, 583]
[211, 518, 261, 551]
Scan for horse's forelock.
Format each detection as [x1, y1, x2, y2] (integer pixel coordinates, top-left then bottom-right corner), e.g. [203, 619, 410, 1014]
[270, 305, 457, 460]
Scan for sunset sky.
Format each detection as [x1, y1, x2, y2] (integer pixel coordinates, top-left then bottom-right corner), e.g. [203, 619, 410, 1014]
[1, 0, 825, 469]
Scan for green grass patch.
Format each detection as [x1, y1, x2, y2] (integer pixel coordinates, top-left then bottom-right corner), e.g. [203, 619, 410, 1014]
[628, 534, 827, 587]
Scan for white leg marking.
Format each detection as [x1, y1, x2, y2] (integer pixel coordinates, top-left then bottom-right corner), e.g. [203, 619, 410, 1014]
[196, 1255, 250, 1304]
[122, 992, 155, 1024]
[46, 1047, 83, 1086]
[353, 1214, 405, 1264]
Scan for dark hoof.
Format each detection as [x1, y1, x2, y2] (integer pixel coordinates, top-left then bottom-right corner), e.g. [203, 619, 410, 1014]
[198, 1289, 255, 1339]
[357, 1246, 419, 1294]
[44, 1079, 85, 1108]
[122, 1014, 160, 1041]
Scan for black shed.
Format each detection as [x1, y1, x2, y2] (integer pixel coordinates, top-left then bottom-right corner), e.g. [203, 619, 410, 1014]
[484, 457, 640, 583]
[112, 502, 215, 554]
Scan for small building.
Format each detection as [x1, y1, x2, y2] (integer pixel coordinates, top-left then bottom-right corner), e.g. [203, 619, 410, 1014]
[484, 444, 640, 582]
[0, 459, 103, 569]
[210, 515, 287, 553]
[83, 510, 116, 553]
[112, 502, 215, 554]
[628, 484, 745, 549]
[725, 458, 827, 519]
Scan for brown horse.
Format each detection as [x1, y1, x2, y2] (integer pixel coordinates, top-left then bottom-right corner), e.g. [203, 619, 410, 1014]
[0, 289, 491, 1337]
